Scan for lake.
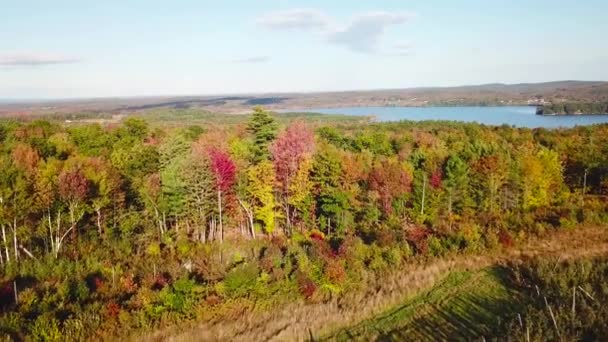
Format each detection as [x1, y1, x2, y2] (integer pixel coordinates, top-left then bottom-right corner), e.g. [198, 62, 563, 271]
[298, 106, 608, 128]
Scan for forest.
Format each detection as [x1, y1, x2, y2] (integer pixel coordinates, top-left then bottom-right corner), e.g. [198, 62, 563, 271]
[0, 107, 607, 340]
[538, 102, 608, 115]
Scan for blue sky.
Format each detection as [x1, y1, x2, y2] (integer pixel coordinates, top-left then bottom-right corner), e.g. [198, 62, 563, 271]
[1, 0, 607, 99]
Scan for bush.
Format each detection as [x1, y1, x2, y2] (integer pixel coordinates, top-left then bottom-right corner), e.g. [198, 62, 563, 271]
[428, 236, 447, 257]
[296, 271, 317, 299]
[459, 224, 482, 252]
[383, 248, 403, 267]
[222, 263, 259, 298]
[324, 260, 346, 283]
[368, 245, 388, 271]
[30, 314, 61, 342]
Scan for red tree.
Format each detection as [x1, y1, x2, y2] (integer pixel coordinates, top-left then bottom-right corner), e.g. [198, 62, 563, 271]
[430, 169, 442, 189]
[58, 167, 90, 256]
[208, 149, 236, 192]
[270, 121, 314, 191]
[369, 160, 412, 216]
[58, 168, 89, 207]
[207, 148, 236, 243]
[11, 144, 40, 177]
[270, 122, 315, 227]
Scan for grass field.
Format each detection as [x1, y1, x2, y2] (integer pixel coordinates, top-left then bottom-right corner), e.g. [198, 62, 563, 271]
[325, 267, 523, 341]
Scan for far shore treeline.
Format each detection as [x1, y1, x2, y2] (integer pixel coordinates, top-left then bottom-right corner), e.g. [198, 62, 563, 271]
[537, 102, 608, 115]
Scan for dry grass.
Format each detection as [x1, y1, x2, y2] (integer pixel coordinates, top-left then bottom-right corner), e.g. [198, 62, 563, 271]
[140, 226, 608, 342]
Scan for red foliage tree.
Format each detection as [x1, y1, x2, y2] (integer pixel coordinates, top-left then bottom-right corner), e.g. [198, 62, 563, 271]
[270, 121, 315, 192]
[407, 226, 429, 254]
[369, 160, 412, 215]
[58, 168, 89, 205]
[207, 148, 236, 243]
[430, 168, 442, 189]
[270, 121, 315, 228]
[58, 167, 90, 256]
[208, 149, 236, 192]
[11, 144, 40, 177]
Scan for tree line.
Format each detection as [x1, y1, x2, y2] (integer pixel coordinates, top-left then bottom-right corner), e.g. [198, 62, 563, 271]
[538, 102, 608, 115]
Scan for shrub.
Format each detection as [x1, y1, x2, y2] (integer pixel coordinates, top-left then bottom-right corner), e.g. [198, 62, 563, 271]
[459, 224, 482, 252]
[0, 312, 24, 339]
[368, 245, 388, 271]
[296, 272, 317, 299]
[384, 248, 403, 266]
[483, 228, 500, 250]
[30, 314, 61, 342]
[324, 260, 346, 283]
[407, 226, 429, 255]
[376, 229, 397, 247]
[309, 229, 326, 241]
[498, 229, 513, 248]
[428, 236, 447, 257]
[222, 263, 259, 298]
[146, 242, 161, 257]
[259, 245, 282, 274]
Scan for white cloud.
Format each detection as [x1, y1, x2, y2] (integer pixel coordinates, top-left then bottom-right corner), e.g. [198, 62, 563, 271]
[256, 9, 415, 54]
[390, 41, 415, 56]
[232, 56, 271, 64]
[0, 52, 81, 66]
[255, 9, 329, 30]
[327, 12, 414, 53]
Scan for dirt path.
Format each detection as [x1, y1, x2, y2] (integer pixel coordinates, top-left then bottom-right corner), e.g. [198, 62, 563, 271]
[143, 226, 608, 342]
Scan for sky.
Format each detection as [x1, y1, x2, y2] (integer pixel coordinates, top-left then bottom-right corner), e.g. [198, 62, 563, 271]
[1, 0, 608, 99]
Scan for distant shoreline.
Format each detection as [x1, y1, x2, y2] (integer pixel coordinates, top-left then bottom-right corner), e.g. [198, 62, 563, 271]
[2, 80, 608, 117]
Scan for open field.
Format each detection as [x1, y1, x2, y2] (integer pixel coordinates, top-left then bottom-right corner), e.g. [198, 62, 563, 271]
[326, 267, 519, 341]
[146, 226, 608, 341]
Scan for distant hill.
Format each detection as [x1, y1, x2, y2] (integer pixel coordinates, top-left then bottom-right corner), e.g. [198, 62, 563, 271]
[2, 81, 608, 117]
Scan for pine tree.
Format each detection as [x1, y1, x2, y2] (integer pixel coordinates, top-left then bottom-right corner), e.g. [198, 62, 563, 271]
[247, 106, 277, 163]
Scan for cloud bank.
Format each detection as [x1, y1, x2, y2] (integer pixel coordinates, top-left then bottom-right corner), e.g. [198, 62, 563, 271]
[0, 52, 81, 67]
[256, 9, 329, 30]
[256, 9, 415, 54]
[232, 56, 271, 64]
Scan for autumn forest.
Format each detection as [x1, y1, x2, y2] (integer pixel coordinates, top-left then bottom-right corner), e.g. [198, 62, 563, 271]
[0, 107, 607, 340]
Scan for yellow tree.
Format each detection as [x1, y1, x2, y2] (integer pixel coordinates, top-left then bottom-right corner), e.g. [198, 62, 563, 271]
[247, 161, 278, 234]
[520, 148, 565, 211]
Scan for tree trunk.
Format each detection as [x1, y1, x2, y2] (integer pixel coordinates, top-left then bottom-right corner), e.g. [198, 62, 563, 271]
[12, 218, 18, 261]
[19, 245, 35, 259]
[47, 209, 54, 254]
[154, 207, 163, 237]
[96, 208, 103, 239]
[70, 205, 77, 258]
[2, 224, 10, 263]
[581, 168, 588, 208]
[237, 198, 255, 239]
[217, 190, 223, 243]
[200, 212, 207, 243]
[209, 217, 215, 242]
[421, 174, 427, 216]
[284, 203, 291, 235]
[448, 191, 453, 231]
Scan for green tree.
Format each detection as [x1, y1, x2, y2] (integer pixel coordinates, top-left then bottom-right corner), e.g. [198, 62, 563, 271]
[444, 155, 471, 221]
[247, 106, 277, 163]
[158, 133, 190, 227]
[312, 147, 350, 235]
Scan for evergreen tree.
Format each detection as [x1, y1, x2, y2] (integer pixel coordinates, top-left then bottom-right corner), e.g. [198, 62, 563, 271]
[247, 106, 277, 163]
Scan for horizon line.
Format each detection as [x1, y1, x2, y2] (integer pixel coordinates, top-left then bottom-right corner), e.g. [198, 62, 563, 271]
[1, 79, 606, 104]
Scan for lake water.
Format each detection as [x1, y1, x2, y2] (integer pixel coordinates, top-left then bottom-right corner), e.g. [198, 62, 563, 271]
[299, 106, 608, 128]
